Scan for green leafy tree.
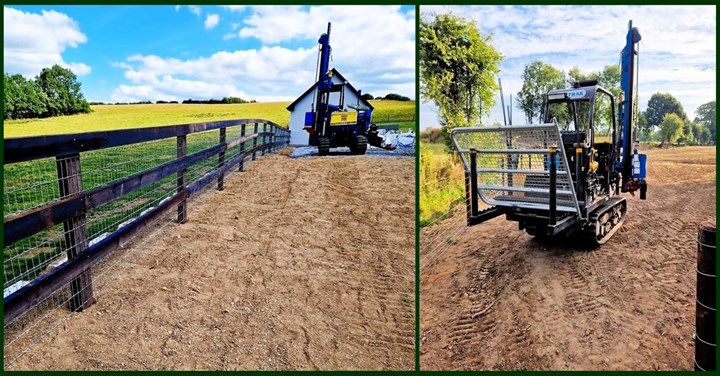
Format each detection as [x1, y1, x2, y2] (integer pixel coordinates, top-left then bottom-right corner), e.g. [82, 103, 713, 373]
[420, 127, 443, 143]
[637, 111, 651, 137]
[679, 121, 695, 145]
[564, 65, 622, 129]
[361, 93, 374, 101]
[595, 65, 622, 97]
[689, 122, 709, 145]
[420, 12, 503, 149]
[222, 96, 248, 104]
[383, 93, 411, 101]
[36, 64, 90, 117]
[4, 74, 48, 119]
[566, 66, 592, 87]
[638, 127, 655, 142]
[657, 113, 685, 147]
[4, 74, 15, 119]
[698, 125, 712, 145]
[694, 100, 716, 144]
[566, 65, 620, 91]
[517, 61, 565, 123]
[645, 93, 687, 131]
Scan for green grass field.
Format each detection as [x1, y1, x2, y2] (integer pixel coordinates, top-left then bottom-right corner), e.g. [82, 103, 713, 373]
[3, 100, 416, 138]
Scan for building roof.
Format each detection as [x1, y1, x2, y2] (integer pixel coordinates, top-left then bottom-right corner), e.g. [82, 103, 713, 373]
[286, 68, 374, 112]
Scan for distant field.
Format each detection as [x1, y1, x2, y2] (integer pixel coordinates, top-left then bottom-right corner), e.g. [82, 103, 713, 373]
[3, 100, 416, 138]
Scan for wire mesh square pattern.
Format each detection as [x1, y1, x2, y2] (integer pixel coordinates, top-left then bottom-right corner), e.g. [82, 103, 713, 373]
[451, 124, 580, 213]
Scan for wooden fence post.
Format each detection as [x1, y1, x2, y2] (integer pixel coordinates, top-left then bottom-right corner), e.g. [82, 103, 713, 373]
[261, 123, 267, 156]
[239, 123, 246, 172]
[218, 127, 226, 191]
[252, 123, 258, 161]
[271, 124, 276, 152]
[177, 135, 187, 223]
[55, 153, 94, 312]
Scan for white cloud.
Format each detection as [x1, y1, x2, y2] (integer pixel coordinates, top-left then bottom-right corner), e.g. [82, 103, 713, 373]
[205, 13, 219, 29]
[420, 5, 716, 127]
[111, 47, 318, 103]
[112, 6, 415, 103]
[188, 5, 201, 17]
[175, 5, 202, 17]
[222, 6, 247, 13]
[238, 6, 415, 96]
[3, 6, 91, 77]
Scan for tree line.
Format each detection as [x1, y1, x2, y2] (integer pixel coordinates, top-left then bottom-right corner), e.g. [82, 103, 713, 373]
[420, 12, 715, 149]
[361, 93, 412, 101]
[516, 61, 715, 147]
[92, 97, 257, 106]
[4, 65, 91, 120]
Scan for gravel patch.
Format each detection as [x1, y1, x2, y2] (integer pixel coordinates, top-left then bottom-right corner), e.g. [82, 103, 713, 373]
[290, 145, 415, 159]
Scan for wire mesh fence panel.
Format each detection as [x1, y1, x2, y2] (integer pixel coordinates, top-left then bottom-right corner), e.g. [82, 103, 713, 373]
[4, 221, 69, 293]
[419, 146, 471, 273]
[4, 158, 62, 218]
[420, 195, 472, 273]
[3, 120, 289, 369]
[186, 128, 222, 186]
[419, 144, 466, 228]
[80, 137, 178, 192]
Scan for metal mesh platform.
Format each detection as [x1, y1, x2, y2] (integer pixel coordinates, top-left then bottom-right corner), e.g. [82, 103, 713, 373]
[451, 124, 580, 213]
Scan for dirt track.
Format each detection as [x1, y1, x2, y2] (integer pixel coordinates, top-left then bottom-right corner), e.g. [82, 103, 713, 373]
[12, 150, 415, 370]
[420, 146, 715, 370]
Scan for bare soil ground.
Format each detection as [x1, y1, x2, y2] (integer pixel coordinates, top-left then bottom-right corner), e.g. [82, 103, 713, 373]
[11, 150, 415, 370]
[420, 146, 715, 370]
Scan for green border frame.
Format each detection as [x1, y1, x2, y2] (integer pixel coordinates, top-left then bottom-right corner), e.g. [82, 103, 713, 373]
[3, 2, 719, 373]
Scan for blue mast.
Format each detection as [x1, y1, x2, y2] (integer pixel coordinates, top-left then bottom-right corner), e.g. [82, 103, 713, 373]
[617, 20, 642, 175]
[317, 22, 332, 91]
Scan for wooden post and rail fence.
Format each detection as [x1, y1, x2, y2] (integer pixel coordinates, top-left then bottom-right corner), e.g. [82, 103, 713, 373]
[3, 119, 290, 326]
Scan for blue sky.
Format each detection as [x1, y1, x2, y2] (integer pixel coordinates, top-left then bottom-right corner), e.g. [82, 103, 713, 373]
[420, 5, 716, 129]
[4, 5, 416, 103]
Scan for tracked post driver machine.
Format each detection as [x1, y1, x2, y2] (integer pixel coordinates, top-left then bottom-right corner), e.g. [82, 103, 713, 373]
[451, 21, 647, 246]
[304, 22, 393, 155]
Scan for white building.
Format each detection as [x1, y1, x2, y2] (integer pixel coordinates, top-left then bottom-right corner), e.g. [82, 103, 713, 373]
[286, 68, 374, 145]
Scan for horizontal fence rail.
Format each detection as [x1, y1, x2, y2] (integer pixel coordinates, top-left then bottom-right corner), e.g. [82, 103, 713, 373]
[3, 119, 290, 329]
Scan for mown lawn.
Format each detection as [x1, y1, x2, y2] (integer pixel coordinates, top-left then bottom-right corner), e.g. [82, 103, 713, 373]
[4, 100, 416, 138]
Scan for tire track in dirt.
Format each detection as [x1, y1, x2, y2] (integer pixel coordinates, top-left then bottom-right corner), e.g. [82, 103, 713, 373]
[11, 151, 415, 371]
[421, 147, 715, 370]
[446, 244, 497, 347]
[321, 158, 415, 359]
